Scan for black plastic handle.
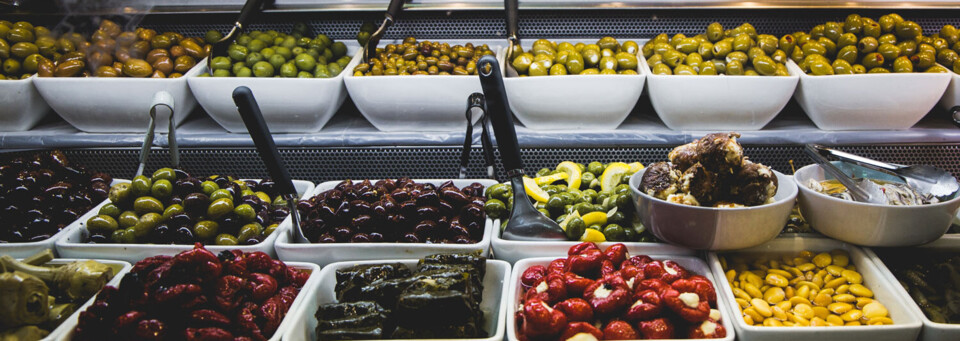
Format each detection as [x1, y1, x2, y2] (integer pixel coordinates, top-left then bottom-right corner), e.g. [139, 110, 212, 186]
[505, 0, 519, 40]
[477, 55, 524, 173]
[236, 0, 267, 28]
[386, 0, 405, 21]
[232, 86, 297, 197]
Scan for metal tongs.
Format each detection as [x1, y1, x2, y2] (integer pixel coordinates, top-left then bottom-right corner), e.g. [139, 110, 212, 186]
[458, 93, 497, 179]
[136, 91, 179, 178]
[208, 0, 273, 69]
[503, 0, 521, 77]
[804, 144, 888, 204]
[363, 0, 407, 62]
[232, 86, 307, 244]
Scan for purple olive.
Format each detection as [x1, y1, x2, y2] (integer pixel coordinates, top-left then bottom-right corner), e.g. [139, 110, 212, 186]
[351, 233, 371, 243]
[316, 233, 336, 243]
[353, 214, 375, 232]
[438, 200, 454, 217]
[417, 206, 440, 222]
[416, 190, 439, 206]
[413, 220, 437, 238]
[369, 232, 384, 242]
[441, 187, 469, 205]
[399, 200, 418, 218]
[333, 226, 354, 242]
[401, 233, 420, 243]
[350, 200, 372, 216]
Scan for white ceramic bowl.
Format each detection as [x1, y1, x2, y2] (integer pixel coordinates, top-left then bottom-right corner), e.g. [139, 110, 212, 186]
[865, 245, 960, 341]
[628, 168, 797, 251]
[788, 60, 951, 130]
[503, 38, 644, 130]
[640, 55, 797, 130]
[188, 44, 360, 133]
[794, 162, 960, 247]
[56, 261, 321, 341]
[55, 179, 314, 263]
[282, 258, 511, 341]
[490, 219, 695, 264]
[507, 255, 736, 341]
[274, 179, 496, 266]
[0, 179, 125, 258]
[708, 238, 924, 341]
[0, 75, 50, 131]
[33, 63, 203, 133]
[938, 72, 960, 112]
[43, 258, 132, 341]
[344, 39, 504, 131]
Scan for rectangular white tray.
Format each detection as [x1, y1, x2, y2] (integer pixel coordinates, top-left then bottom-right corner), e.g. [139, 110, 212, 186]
[275, 179, 496, 266]
[507, 255, 736, 341]
[707, 238, 923, 341]
[281, 257, 511, 341]
[55, 179, 314, 263]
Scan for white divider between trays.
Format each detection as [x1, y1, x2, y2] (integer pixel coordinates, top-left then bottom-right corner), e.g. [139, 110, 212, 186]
[706, 238, 924, 341]
[0, 179, 128, 258]
[0, 75, 51, 132]
[506, 255, 736, 341]
[281, 258, 511, 341]
[55, 180, 314, 263]
[274, 179, 497, 266]
[45, 258, 132, 341]
[863, 245, 960, 341]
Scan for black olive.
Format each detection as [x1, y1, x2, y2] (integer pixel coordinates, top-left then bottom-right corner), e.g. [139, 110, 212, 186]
[399, 200, 418, 218]
[416, 190, 439, 206]
[401, 233, 420, 243]
[391, 189, 410, 202]
[153, 223, 173, 244]
[438, 180, 455, 190]
[242, 237, 261, 245]
[168, 196, 183, 206]
[353, 214, 375, 232]
[173, 226, 194, 244]
[174, 168, 190, 179]
[416, 206, 440, 222]
[453, 235, 474, 244]
[169, 213, 193, 228]
[438, 200, 454, 217]
[440, 187, 469, 205]
[182, 192, 210, 216]
[324, 189, 343, 207]
[258, 179, 277, 197]
[333, 226, 354, 242]
[213, 176, 230, 188]
[174, 177, 201, 196]
[297, 199, 315, 214]
[88, 233, 109, 243]
[316, 233, 336, 243]
[351, 233, 371, 243]
[368, 232, 384, 242]
[413, 220, 437, 239]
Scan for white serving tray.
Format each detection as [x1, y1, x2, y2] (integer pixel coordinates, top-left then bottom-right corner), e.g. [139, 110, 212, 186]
[507, 255, 736, 341]
[282, 258, 511, 341]
[707, 238, 923, 341]
[501, 38, 645, 130]
[0, 75, 50, 131]
[188, 43, 360, 133]
[55, 179, 314, 263]
[0, 179, 126, 258]
[788, 60, 951, 130]
[33, 62, 203, 133]
[640, 52, 798, 131]
[57, 261, 320, 341]
[938, 72, 960, 113]
[343, 39, 505, 131]
[864, 244, 960, 341]
[275, 179, 497, 266]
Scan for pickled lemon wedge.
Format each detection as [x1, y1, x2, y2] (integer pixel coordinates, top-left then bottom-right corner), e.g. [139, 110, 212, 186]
[600, 162, 631, 192]
[560, 211, 581, 231]
[523, 176, 550, 203]
[581, 228, 606, 243]
[581, 211, 608, 227]
[534, 172, 568, 186]
[628, 162, 645, 174]
[557, 161, 582, 190]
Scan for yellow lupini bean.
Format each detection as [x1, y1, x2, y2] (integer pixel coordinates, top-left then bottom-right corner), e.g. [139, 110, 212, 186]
[849, 284, 874, 298]
[825, 277, 846, 289]
[831, 250, 850, 267]
[841, 309, 864, 322]
[867, 317, 893, 325]
[772, 305, 788, 320]
[810, 317, 828, 326]
[845, 321, 861, 326]
[796, 285, 810, 299]
[794, 303, 815, 319]
[743, 314, 755, 325]
[744, 282, 763, 298]
[836, 284, 850, 295]
[726, 269, 736, 282]
[812, 306, 830, 320]
[798, 263, 816, 272]
[790, 296, 813, 307]
[826, 315, 844, 326]
[776, 301, 792, 312]
[744, 307, 764, 322]
[842, 269, 863, 284]
[826, 265, 845, 277]
[833, 293, 856, 303]
[813, 292, 833, 306]
[736, 298, 750, 309]
[813, 252, 833, 267]
[733, 287, 752, 301]
[828, 302, 854, 314]
[863, 301, 889, 319]
[763, 318, 784, 326]
[765, 287, 785, 304]
[766, 273, 789, 287]
[856, 297, 874, 309]
[769, 268, 793, 279]
[752, 298, 773, 317]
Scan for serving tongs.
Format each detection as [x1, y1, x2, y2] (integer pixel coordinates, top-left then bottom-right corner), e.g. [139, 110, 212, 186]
[362, 0, 407, 62]
[478, 55, 566, 241]
[135, 91, 179, 178]
[804, 144, 887, 204]
[232, 86, 307, 244]
[809, 144, 960, 201]
[503, 0, 521, 77]
[208, 0, 273, 69]
[459, 93, 497, 179]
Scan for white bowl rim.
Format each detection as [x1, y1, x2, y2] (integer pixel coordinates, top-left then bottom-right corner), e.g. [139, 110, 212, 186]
[629, 165, 798, 211]
[788, 59, 954, 79]
[794, 163, 960, 209]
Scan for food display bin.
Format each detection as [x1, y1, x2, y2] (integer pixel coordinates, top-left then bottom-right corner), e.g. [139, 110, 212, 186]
[40, 258, 132, 341]
[0, 75, 50, 132]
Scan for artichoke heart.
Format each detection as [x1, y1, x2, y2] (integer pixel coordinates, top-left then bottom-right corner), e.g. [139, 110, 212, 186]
[0, 271, 50, 329]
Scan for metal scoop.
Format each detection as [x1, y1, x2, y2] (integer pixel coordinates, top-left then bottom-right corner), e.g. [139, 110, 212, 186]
[503, 0, 521, 77]
[478, 55, 566, 241]
[232, 86, 307, 244]
[811, 144, 959, 201]
[804, 144, 888, 204]
[208, 0, 271, 69]
[363, 0, 406, 62]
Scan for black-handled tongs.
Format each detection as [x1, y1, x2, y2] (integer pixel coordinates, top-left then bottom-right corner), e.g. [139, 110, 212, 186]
[363, 0, 406, 62]
[459, 93, 496, 179]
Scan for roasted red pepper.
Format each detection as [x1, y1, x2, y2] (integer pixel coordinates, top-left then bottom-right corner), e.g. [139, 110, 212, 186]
[247, 273, 279, 302]
[563, 272, 594, 297]
[619, 264, 642, 285]
[600, 260, 617, 277]
[558, 322, 603, 341]
[567, 242, 599, 256]
[582, 275, 630, 315]
[524, 277, 567, 305]
[172, 245, 223, 283]
[236, 301, 266, 341]
[259, 293, 290, 336]
[155, 283, 205, 308]
[112, 310, 146, 336]
[190, 309, 231, 328]
[567, 248, 606, 278]
[623, 255, 653, 268]
[521, 265, 547, 288]
[636, 278, 670, 295]
[135, 319, 166, 340]
[518, 299, 567, 341]
[687, 319, 727, 339]
[671, 276, 717, 308]
[184, 327, 234, 341]
[660, 260, 687, 283]
[602, 243, 628, 266]
[214, 275, 247, 312]
[661, 287, 710, 322]
[548, 259, 569, 278]
[131, 255, 172, 276]
[625, 289, 663, 321]
[602, 320, 639, 340]
[638, 317, 675, 339]
[553, 298, 594, 322]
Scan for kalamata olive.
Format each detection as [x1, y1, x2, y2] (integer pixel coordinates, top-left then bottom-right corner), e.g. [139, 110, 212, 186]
[343, 189, 359, 202]
[350, 200, 372, 216]
[168, 196, 183, 206]
[438, 180, 455, 190]
[368, 232, 384, 242]
[174, 169, 190, 180]
[169, 213, 193, 227]
[372, 201, 388, 219]
[453, 235, 474, 244]
[316, 233, 336, 243]
[352, 215, 375, 232]
[90, 181, 109, 200]
[438, 200, 454, 217]
[333, 226, 353, 242]
[360, 190, 378, 203]
[334, 200, 351, 220]
[417, 206, 440, 221]
[416, 190, 439, 206]
[470, 197, 485, 208]
[461, 203, 484, 223]
[401, 233, 420, 243]
[422, 183, 436, 192]
[270, 207, 289, 221]
[381, 194, 397, 213]
[254, 209, 269, 225]
[36, 169, 55, 185]
[152, 223, 173, 244]
[351, 233, 371, 243]
[256, 179, 277, 197]
[440, 187, 469, 205]
[181, 192, 210, 215]
[57, 208, 79, 222]
[24, 209, 43, 221]
[390, 214, 408, 228]
[391, 189, 411, 202]
[174, 177, 200, 196]
[334, 180, 353, 192]
[448, 220, 470, 237]
[317, 203, 337, 221]
[297, 199, 315, 213]
[414, 220, 437, 238]
[173, 226, 194, 244]
[399, 200, 418, 218]
[212, 176, 229, 188]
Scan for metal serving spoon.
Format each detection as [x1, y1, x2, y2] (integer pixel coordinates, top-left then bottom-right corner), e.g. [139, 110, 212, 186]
[503, 0, 520, 77]
[478, 55, 566, 241]
[363, 0, 406, 62]
[232, 86, 307, 244]
[804, 144, 888, 204]
[208, 0, 271, 69]
[810, 144, 959, 200]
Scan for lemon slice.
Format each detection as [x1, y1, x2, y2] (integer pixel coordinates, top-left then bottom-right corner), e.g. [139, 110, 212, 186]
[523, 176, 550, 203]
[600, 162, 631, 192]
[581, 228, 606, 243]
[559, 211, 581, 231]
[581, 211, 608, 227]
[628, 162, 645, 174]
[534, 172, 568, 186]
[557, 161, 583, 190]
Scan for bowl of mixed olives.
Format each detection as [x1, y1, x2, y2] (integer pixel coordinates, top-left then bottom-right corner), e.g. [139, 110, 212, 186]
[932, 24, 960, 113]
[343, 37, 502, 131]
[789, 13, 952, 130]
[188, 24, 359, 133]
[274, 179, 497, 266]
[641, 23, 799, 130]
[0, 20, 53, 131]
[55, 168, 314, 263]
[32, 20, 206, 133]
[502, 37, 644, 130]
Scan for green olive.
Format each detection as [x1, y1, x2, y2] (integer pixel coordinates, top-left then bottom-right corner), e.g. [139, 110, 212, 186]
[824, 22, 843, 42]
[954, 59, 960, 74]
[234, 203, 257, 222]
[836, 45, 859, 64]
[87, 215, 119, 233]
[3, 59, 21, 75]
[615, 52, 638, 70]
[844, 14, 863, 35]
[603, 224, 626, 241]
[912, 51, 936, 69]
[132, 212, 162, 239]
[6, 27, 34, 43]
[675, 38, 699, 54]
[549, 63, 567, 75]
[162, 204, 184, 221]
[892, 56, 913, 73]
[941, 25, 959, 46]
[752, 55, 777, 76]
[802, 41, 827, 56]
[622, 41, 640, 55]
[712, 40, 732, 58]
[726, 59, 744, 75]
[733, 34, 753, 52]
[565, 52, 585, 74]
[698, 61, 718, 75]
[210, 189, 233, 202]
[599, 56, 618, 70]
[674, 64, 696, 75]
[832, 59, 854, 74]
[215, 233, 239, 245]
[938, 49, 959, 67]
[133, 196, 164, 215]
[862, 52, 886, 69]
[809, 56, 834, 75]
[862, 18, 881, 38]
[707, 22, 724, 42]
[662, 49, 685, 68]
[10, 42, 37, 59]
[207, 198, 235, 219]
[111, 229, 135, 244]
[131, 175, 152, 197]
[726, 51, 748, 65]
[926, 64, 950, 73]
[118, 211, 139, 229]
[198, 180, 218, 196]
[868, 67, 891, 73]
[877, 33, 897, 46]
[818, 37, 837, 56]
[151, 179, 173, 199]
[193, 220, 220, 241]
[120, 58, 152, 78]
[757, 35, 779, 54]
[237, 222, 264, 243]
[527, 60, 548, 76]
[895, 20, 922, 40]
[877, 43, 901, 62]
[779, 34, 796, 55]
[99, 203, 121, 217]
[698, 41, 714, 59]
[858, 37, 879, 54]
[565, 217, 586, 240]
[511, 52, 534, 73]
[108, 183, 133, 206]
[598, 36, 619, 51]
